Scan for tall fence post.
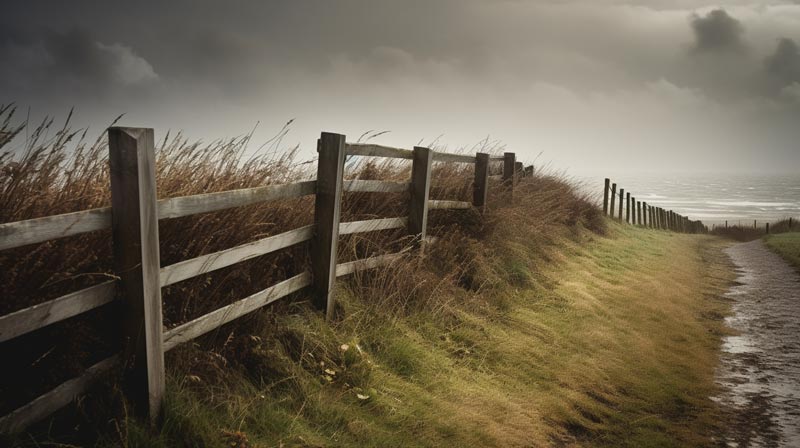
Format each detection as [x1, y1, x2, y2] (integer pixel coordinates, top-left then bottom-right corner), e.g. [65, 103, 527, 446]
[503, 152, 516, 192]
[617, 188, 623, 220]
[625, 192, 631, 223]
[766, 222, 770, 234]
[642, 202, 647, 228]
[311, 132, 345, 320]
[637, 201, 642, 227]
[409, 146, 434, 245]
[108, 127, 164, 422]
[610, 183, 617, 219]
[473, 152, 490, 212]
[630, 196, 635, 225]
[603, 178, 610, 215]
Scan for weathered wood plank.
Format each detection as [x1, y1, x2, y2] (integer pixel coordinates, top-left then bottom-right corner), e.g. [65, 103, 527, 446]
[428, 200, 471, 210]
[311, 133, 346, 320]
[432, 152, 476, 164]
[158, 181, 316, 220]
[0, 355, 119, 434]
[345, 143, 413, 159]
[0, 181, 316, 252]
[408, 147, 433, 245]
[0, 281, 116, 343]
[339, 217, 407, 235]
[108, 127, 164, 421]
[0, 207, 111, 251]
[163, 272, 311, 352]
[342, 179, 410, 193]
[489, 155, 506, 161]
[335, 252, 404, 277]
[160, 225, 315, 287]
[473, 153, 490, 210]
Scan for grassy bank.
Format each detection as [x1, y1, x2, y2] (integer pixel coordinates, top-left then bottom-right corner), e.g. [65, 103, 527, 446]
[764, 232, 800, 272]
[106, 224, 731, 448]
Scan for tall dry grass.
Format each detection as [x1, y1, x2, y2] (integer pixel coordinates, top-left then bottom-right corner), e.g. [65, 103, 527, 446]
[0, 106, 603, 443]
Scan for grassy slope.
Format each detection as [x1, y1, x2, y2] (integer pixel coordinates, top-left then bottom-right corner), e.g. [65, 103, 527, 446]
[122, 223, 732, 448]
[764, 232, 800, 272]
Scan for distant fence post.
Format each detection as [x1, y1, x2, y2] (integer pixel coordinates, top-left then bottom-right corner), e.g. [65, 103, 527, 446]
[766, 222, 770, 234]
[618, 188, 624, 220]
[630, 196, 635, 225]
[610, 183, 617, 219]
[625, 192, 631, 223]
[503, 152, 516, 192]
[603, 178, 610, 215]
[642, 202, 648, 228]
[514, 161, 524, 179]
[311, 132, 345, 320]
[108, 127, 165, 422]
[473, 152, 490, 211]
[637, 201, 642, 227]
[409, 146, 434, 245]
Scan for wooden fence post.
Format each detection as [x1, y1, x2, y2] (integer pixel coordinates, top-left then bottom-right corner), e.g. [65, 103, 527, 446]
[610, 183, 617, 219]
[642, 202, 647, 228]
[108, 127, 164, 422]
[473, 152, 490, 211]
[603, 178, 610, 215]
[503, 152, 516, 192]
[618, 188, 624, 220]
[637, 201, 642, 227]
[630, 196, 635, 225]
[409, 146, 434, 245]
[766, 222, 770, 234]
[311, 132, 345, 320]
[515, 161, 524, 179]
[625, 192, 631, 223]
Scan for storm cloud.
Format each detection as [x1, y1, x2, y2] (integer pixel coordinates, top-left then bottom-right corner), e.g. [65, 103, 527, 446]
[1, 0, 799, 175]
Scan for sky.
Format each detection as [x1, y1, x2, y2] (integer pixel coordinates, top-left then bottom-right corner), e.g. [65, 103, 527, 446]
[2, 0, 800, 176]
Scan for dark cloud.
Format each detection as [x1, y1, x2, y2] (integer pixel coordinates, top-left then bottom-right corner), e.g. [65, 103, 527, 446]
[689, 9, 746, 53]
[765, 38, 800, 84]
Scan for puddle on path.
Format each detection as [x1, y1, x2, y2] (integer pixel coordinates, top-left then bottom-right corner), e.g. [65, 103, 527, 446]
[715, 240, 800, 447]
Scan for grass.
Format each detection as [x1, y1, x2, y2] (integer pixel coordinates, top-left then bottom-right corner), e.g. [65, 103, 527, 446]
[99, 223, 730, 447]
[764, 232, 800, 272]
[0, 106, 733, 446]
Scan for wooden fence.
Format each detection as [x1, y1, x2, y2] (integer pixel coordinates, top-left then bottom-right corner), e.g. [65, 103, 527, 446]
[0, 128, 533, 433]
[601, 178, 708, 234]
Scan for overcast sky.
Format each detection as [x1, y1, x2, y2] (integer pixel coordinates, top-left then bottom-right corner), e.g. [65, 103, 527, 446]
[2, 1, 799, 176]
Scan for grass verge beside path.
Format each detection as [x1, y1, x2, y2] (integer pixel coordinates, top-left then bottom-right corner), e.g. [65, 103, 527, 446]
[764, 232, 800, 272]
[107, 223, 734, 448]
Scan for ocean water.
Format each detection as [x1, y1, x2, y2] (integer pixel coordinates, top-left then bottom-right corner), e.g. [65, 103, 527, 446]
[580, 174, 800, 226]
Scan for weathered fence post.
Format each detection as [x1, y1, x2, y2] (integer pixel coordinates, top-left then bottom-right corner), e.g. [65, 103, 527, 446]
[311, 132, 345, 320]
[625, 192, 631, 223]
[618, 188, 625, 221]
[515, 161, 524, 179]
[642, 202, 648, 228]
[503, 152, 516, 192]
[636, 201, 641, 227]
[610, 183, 617, 219]
[766, 222, 770, 234]
[409, 146, 434, 245]
[603, 178, 610, 215]
[630, 196, 635, 225]
[473, 152, 490, 212]
[108, 127, 165, 422]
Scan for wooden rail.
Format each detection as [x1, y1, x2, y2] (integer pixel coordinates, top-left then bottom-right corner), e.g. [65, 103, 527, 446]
[0, 128, 530, 433]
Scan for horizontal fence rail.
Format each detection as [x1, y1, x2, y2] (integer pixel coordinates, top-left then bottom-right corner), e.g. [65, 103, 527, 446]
[0, 128, 533, 433]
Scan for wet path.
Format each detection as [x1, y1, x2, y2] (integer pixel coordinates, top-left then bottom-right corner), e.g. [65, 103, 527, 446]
[715, 240, 800, 447]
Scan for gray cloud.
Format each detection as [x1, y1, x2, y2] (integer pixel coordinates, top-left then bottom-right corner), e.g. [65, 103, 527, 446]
[689, 9, 746, 53]
[765, 38, 800, 84]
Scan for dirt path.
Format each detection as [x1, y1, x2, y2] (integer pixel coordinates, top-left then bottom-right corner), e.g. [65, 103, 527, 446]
[716, 240, 800, 447]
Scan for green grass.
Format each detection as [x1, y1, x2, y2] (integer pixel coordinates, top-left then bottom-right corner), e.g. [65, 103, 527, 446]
[764, 232, 800, 272]
[106, 223, 733, 447]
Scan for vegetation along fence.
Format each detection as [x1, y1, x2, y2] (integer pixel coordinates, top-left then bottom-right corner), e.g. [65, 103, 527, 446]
[0, 128, 534, 433]
[601, 178, 708, 234]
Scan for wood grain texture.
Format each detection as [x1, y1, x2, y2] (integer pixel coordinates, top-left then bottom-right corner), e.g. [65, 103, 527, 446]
[0, 207, 111, 251]
[162, 272, 311, 352]
[343, 179, 410, 193]
[0, 355, 119, 434]
[0, 281, 116, 343]
[408, 147, 433, 245]
[108, 127, 164, 421]
[335, 252, 404, 277]
[311, 133, 346, 319]
[473, 152, 489, 209]
[339, 217, 407, 235]
[432, 152, 475, 164]
[345, 143, 413, 159]
[158, 181, 315, 220]
[428, 200, 471, 210]
[160, 225, 314, 287]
